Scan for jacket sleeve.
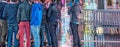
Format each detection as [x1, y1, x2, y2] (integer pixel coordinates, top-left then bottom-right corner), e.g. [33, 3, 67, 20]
[43, 6, 46, 16]
[28, 6, 32, 21]
[30, 5, 37, 25]
[17, 6, 21, 24]
[47, 7, 52, 18]
[2, 5, 7, 19]
[68, 6, 73, 15]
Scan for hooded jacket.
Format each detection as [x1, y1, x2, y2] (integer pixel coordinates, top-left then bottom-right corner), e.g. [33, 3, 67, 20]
[2, 2, 18, 24]
[0, 2, 6, 20]
[30, 3, 43, 26]
[17, 1, 31, 23]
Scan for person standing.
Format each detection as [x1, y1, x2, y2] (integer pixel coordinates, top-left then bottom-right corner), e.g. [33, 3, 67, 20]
[47, 1, 61, 47]
[69, 0, 82, 47]
[17, 0, 31, 47]
[2, 0, 19, 47]
[40, 0, 52, 47]
[0, 0, 7, 47]
[30, 0, 43, 47]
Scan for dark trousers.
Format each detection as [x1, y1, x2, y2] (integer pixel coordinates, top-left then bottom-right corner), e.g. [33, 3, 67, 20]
[0, 19, 7, 47]
[40, 25, 51, 47]
[70, 23, 81, 47]
[7, 24, 19, 47]
[49, 23, 58, 47]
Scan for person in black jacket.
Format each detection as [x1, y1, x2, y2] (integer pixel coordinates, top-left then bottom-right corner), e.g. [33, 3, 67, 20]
[47, 1, 61, 47]
[2, 0, 19, 47]
[40, 0, 52, 47]
[0, 0, 7, 47]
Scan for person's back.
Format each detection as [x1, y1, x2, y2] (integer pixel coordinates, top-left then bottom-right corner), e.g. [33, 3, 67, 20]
[2, 2, 18, 24]
[0, 1, 7, 47]
[70, 3, 81, 24]
[17, 1, 31, 23]
[69, 3, 81, 47]
[0, 2, 6, 19]
[30, 3, 43, 26]
[30, 1, 43, 47]
[48, 3, 61, 24]
[17, 0, 31, 47]
[2, 1, 19, 47]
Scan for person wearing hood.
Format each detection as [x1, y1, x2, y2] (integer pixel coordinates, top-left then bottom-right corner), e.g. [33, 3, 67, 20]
[30, 0, 43, 47]
[0, 0, 7, 47]
[17, 0, 31, 47]
[2, 0, 19, 47]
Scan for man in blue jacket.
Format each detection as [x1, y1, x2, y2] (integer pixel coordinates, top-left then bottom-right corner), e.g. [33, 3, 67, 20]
[30, 0, 43, 47]
[2, 0, 19, 47]
[0, 0, 7, 47]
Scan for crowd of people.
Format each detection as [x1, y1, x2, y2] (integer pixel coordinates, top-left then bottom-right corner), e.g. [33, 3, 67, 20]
[0, 0, 82, 47]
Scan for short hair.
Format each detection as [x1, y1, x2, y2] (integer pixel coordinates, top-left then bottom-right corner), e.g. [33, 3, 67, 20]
[7, 0, 18, 2]
[33, 0, 40, 2]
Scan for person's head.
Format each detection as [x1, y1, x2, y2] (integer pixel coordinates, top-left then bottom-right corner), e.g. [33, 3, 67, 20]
[1, 0, 8, 3]
[61, 0, 65, 5]
[52, 0, 55, 2]
[45, 0, 48, 3]
[7, 0, 18, 2]
[57, 1, 62, 9]
[20, 0, 24, 2]
[33, 0, 42, 3]
[48, 0, 52, 3]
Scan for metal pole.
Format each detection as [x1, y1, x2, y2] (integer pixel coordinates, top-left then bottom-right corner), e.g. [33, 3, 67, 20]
[104, 0, 107, 9]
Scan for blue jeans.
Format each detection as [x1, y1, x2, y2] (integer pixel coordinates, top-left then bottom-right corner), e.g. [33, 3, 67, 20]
[40, 25, 51, 47]
[84, 34, 94, 47]
[70, 23, 81, 47]
[31, 25, 40, 47]
[96, 34, 105, 47]
[49, 23, 58, 47]
[97, 34, 104, 41]
[7, 24, 19, 47]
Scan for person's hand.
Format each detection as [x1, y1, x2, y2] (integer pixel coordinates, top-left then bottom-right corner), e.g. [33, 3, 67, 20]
[16, 31, 20, 40]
